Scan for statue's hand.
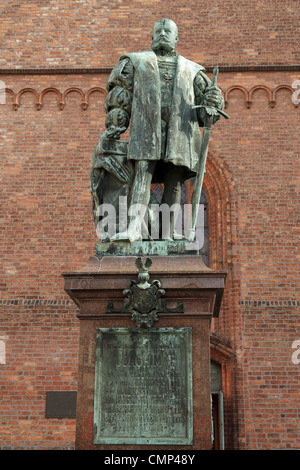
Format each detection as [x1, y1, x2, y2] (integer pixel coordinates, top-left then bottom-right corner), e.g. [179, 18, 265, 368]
[203, 85, 223, 109]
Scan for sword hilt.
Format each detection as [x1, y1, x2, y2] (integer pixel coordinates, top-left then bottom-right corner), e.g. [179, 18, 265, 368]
[192, 104, 229, 120]
[192, 66, 229, 120]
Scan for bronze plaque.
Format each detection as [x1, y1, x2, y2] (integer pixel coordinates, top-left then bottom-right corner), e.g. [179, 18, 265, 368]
[93, 328, 193, 445]
[45, 391, 77, 419]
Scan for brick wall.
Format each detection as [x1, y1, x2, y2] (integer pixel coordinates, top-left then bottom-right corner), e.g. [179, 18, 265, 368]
[0, 0, 299, 449]
[0, 302, 78, 449]
[1, 0, 299, 68]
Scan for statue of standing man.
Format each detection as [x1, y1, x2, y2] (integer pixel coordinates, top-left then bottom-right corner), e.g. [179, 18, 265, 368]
[91, 19, 225, 242]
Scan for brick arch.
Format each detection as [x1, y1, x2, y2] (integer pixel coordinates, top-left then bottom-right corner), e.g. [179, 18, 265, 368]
[199, 149, 241, 341]
[248, 85, 274, 108]
[16, 88, 39, 109]
[180, 147, 240, 341]
[39, 87, 63, 110]
[224, 85, 249, 108]
[203, 151, 238, 271]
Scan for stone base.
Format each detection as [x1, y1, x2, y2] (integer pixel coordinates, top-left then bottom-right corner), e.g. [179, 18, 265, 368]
[95, 239, 202, 256]
[63, 255, 226, 450]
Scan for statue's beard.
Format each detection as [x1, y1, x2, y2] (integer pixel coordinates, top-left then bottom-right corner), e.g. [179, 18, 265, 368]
[151, 38, 174, 53]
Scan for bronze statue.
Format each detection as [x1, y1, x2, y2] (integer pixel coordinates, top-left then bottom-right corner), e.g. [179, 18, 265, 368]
[91, 19, 225, 242]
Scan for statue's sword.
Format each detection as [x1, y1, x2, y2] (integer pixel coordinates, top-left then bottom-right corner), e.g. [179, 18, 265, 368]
[188, 66, 229, 241]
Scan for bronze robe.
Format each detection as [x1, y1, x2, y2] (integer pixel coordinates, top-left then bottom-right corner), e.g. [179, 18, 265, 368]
[120, 51, 204, 176]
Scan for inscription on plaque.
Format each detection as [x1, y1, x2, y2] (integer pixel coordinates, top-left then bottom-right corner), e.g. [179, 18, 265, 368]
[93, 328, 193, 445]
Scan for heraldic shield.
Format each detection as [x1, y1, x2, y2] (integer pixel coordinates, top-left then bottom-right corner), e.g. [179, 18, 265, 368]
[107, 257, 184, 328]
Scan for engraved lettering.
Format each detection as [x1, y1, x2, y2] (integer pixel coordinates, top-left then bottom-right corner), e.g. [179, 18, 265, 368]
[94, 328, 192, 444]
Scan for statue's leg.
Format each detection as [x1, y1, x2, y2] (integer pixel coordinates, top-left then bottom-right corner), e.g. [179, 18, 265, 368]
[130, 160, 156, 207]
[112, 160, 156, 241]
[161, 165, 185, 239]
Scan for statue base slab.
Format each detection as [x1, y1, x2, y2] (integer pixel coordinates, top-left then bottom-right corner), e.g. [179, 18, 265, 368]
[95, 239, 202, 257]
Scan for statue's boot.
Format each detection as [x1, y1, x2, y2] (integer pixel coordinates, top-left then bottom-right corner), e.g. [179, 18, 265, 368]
[111, 226, 143, 242]
[111, 212, 148, 242]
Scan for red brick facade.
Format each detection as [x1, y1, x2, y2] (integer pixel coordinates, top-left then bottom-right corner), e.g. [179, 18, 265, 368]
[0, 1, 299, 449]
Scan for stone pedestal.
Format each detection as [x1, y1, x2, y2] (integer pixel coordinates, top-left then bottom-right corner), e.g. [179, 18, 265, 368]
[63, 255, 226, 450]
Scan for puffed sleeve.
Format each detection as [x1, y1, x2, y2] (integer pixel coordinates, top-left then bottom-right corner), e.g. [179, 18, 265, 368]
[102, 58, 134, 138]
[194, 70, 225, 127]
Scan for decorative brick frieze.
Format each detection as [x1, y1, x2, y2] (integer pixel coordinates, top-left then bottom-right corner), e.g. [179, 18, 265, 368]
[3, 84, 299, 110]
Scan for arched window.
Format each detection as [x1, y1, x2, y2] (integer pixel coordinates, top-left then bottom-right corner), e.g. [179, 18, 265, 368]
[211, 361, 224, 450]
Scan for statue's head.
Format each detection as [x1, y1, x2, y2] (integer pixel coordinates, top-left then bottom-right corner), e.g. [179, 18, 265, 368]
[151, 18, 178, 53]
